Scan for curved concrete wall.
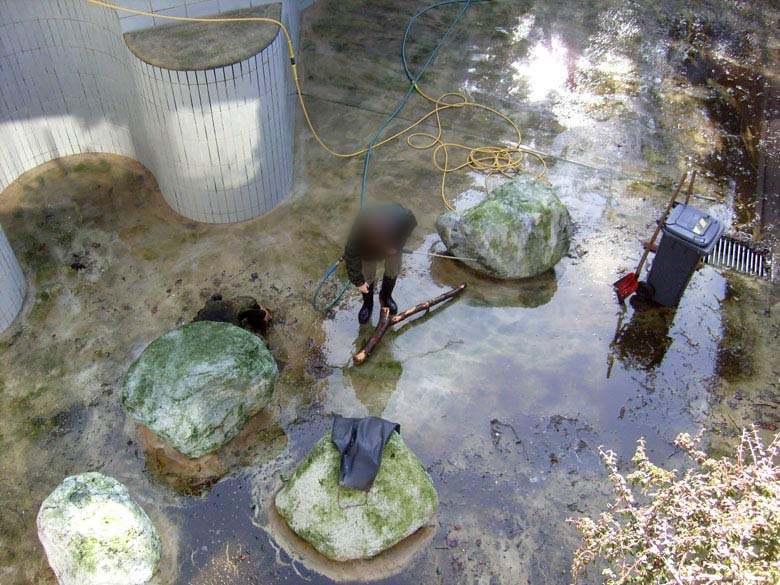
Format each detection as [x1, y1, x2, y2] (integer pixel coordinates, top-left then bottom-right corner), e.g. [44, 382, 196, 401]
[128, 25, 296, 222]
[114, 1, 285, 33]
[0, 226, 26, 332]
[0, 0, 310, 332]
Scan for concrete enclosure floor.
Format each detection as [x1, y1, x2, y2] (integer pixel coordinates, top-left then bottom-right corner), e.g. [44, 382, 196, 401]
[0, 0, 778, 583]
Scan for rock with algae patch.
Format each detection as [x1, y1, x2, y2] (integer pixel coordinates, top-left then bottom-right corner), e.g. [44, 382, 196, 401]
[275, 432, 438, 561]
[37, 472, 161, 585]
[122, 321, 278, 458]
[436, 175, 572, 279]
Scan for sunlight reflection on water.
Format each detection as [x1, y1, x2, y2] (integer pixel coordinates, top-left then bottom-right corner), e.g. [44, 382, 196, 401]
[512, 36, 570, 102]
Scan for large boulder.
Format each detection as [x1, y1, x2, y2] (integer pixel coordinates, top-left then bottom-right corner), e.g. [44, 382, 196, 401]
[275, 432, 438, 562]
[436, 176, 572, 278]
[37, 472, 161, 585]
[122, 321, 278, 458]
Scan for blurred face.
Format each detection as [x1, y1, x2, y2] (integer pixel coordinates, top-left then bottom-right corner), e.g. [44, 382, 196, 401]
[364, 216, 392, 248]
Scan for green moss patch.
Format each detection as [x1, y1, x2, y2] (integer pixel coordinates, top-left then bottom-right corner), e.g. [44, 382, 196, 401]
[122, 321, 278, 458]
[275, 432, 438, 561]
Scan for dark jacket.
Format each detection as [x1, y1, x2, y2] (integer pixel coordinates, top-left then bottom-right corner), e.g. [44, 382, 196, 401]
[343, 203, 417, 286]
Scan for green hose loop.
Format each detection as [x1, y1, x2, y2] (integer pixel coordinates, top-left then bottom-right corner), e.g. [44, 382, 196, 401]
[312, 258, 351, 312]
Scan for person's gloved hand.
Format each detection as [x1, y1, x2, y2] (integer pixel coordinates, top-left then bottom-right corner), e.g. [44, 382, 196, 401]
[357, 283, 370, 294]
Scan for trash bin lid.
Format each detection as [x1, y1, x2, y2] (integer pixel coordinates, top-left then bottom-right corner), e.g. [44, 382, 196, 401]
[661, 203, 725, 254]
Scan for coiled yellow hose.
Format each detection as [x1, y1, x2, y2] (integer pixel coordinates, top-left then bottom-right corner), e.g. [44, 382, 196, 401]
[84, 0, 545, 209]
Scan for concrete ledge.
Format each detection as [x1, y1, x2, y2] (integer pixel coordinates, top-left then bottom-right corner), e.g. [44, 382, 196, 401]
[123, 5, 283, 70]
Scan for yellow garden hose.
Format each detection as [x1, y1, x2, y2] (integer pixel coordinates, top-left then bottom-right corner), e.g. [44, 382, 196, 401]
[83, 0, 545, 210]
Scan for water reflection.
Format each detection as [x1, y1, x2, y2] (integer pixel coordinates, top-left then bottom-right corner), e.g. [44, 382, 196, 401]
[431, 255, 559, 308]
[608, 297, 676, 374]
[675, 13, 780, 244]
[512, 35, 571, 102]
[138, 412, 287, 497]
[345, 331, 404, 416]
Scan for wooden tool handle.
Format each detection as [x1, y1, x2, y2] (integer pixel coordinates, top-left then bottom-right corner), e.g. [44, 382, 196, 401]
[635, 171, 688, 275]
[683, 169, 697, 205]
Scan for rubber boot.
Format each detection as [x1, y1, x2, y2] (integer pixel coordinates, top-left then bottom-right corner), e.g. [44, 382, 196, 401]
[358, 284, 374, 324]
[379, 276, 398, 315]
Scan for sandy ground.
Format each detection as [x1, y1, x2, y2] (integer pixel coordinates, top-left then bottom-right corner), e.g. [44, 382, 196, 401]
[0, 0, 778, 583]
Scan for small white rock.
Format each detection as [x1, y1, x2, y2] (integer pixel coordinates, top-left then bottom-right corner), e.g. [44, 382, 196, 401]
[37, 472, 161, 585]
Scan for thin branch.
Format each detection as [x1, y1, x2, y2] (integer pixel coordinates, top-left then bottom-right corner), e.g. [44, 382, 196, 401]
[353, 284, 467, 365]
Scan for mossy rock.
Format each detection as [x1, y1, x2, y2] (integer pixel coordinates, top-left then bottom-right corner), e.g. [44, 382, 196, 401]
[37, 472, 161, 585]
[436, 176, 572, 279]
[122, 321, 278, 458]
[275, 432, 438, 561]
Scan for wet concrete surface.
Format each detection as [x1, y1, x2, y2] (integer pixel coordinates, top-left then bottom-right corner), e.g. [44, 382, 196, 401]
[1, 0, 779, 583]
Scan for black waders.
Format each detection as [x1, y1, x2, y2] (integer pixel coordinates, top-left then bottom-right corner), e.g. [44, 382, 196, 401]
[358, 284, 375, 324]
[379, 276, 398, 315]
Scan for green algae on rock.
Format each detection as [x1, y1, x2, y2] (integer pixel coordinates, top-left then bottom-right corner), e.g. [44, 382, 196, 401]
[36, 472, 161, 585]
[436, 176, 572, 279]
[274, 432, 438, 562]
[275, 433, 439, 561]
[122, 321, 278, 458]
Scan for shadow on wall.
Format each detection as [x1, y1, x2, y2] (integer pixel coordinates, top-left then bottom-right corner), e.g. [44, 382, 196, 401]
[0, 0, 311, 333]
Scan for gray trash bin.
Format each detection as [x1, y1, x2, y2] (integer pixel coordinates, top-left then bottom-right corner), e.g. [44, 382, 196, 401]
[643, 203, 725, 307]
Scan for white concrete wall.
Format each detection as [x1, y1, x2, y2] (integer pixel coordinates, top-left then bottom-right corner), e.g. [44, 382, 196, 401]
[0, 0, 138, 181]
[127, 30, 296, 222]
[114, 0, 282, 32]
[0, 0, 309, 332]
[0, 226, 26, 333]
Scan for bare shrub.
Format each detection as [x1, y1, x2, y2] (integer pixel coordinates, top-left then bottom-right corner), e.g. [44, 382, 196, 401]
[569, 428, 780, 584]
